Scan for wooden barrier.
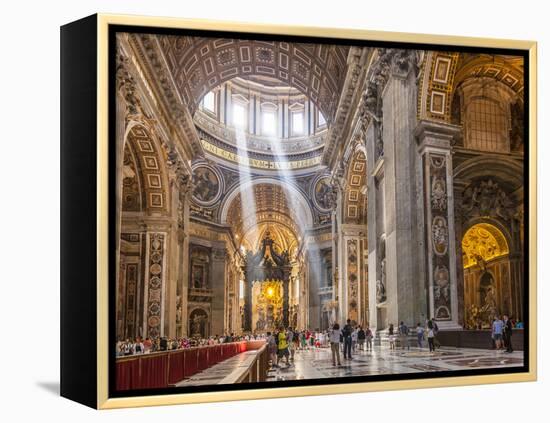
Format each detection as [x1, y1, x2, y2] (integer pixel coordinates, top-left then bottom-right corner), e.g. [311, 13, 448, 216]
[116, 341, 267, 391]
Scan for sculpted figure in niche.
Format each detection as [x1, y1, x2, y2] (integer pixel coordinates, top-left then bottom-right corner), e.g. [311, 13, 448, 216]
[377, 236, 387, 303]
[176, 295, 182, 324]
[376, 258, 387, 303]
[481, 286, 498, 323]
[190, 314, 206, 338]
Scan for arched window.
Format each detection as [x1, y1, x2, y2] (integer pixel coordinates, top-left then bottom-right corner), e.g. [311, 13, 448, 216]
[232, 103, 247, 129]
[202, 91, 216, 113]
[465, 97, 509, 153]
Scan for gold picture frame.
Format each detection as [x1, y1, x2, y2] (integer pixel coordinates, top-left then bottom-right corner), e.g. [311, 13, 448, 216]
[60, 13, 537, 409]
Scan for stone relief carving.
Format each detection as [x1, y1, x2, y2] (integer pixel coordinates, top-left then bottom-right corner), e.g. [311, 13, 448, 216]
[146, 233, 165, 338]
[432, 216, 449, 256]
[116, 54, 140, 117]
[433, 265, 450, 302]
[360, 49, 420, 161]
[376, 235, 387, 303]
[431, 176, 447, 211]
[461, 179, 515, 221]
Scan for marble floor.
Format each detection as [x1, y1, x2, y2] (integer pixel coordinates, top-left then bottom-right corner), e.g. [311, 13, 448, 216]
[267, 346, 524, 382]
[175, 345, 524, 386]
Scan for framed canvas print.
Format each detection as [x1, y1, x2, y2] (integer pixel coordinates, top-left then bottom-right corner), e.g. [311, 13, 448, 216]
[60, 14, 537, 409]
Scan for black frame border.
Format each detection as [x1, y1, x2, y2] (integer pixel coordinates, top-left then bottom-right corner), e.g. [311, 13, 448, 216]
[107, 23, 531, 400]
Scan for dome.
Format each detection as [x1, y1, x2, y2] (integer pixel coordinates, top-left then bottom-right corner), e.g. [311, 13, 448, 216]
[193, 77, 329, 171]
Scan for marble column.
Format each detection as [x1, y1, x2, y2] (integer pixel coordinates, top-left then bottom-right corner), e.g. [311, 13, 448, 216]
[211, 245, 227, 337]
[177, 177, 191, 337]
[283, 270, 290, 328]
[242, 271, 253, 333]
[453, 180, 468, 327]
[142, 230, 168, 339]
[164, 174, 179, 339]
[340, 226, 367, 325]
[307, 248, 322, 330]
[378, 53, 427, 329]
[365, 122, 382, 330]
[114, 74, 129, 323]
[415, 119, 462, 329]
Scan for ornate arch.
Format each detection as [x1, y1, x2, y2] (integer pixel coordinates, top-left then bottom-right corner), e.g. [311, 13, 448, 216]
[454, 155, 524, 189]
[219, 177, 314, 228]
[121, 140, 144, 212]
[418, 52, 524, 123]
[462, 221, 510, 269]
[125, 125, 171, 213]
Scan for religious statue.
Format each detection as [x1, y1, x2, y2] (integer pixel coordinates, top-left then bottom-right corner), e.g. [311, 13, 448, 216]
[376, 257, 387, 303]
[175, 295, 182, 324]
[191, 314, 205, 337]
[466, 303, 481, 330]
[480, 285, 498, 327]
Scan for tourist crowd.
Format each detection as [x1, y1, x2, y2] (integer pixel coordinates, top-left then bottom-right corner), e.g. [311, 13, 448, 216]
[264, 317, 451, 368]
[117, 315, 521, 360]
[116, 333, 266, 357]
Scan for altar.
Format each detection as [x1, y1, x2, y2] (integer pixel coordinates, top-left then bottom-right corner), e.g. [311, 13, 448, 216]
[241, 232, 292, 332]
[251, 280, 284, 332]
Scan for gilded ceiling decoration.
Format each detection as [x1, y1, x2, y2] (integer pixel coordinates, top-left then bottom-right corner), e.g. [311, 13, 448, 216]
[462, 223, 509, 269]
[344, 149, 367, 223]
[125, 125, 169, 213]
[122, 143, 142, 212]
[157, 36, 350, 122]
[418, 52, 524, 123]
[225, 183, 305, 248]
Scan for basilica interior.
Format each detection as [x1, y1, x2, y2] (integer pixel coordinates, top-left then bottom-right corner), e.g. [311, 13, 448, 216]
[114, 33, 525, 343]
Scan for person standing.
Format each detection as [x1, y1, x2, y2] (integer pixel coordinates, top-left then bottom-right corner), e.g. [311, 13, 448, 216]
[122, 339, 133, 356]
[286, 327, 296, 361]
[365, 326, 373, 351]
[357, 326, 366, 351]
[416, 323, 424, 348]
[300, 331, 307, 350]
[267, 331, 278, 368]
[431, 318, 440, 349]
[388, 323, 396, 350]
[134, 337, 144, 354]
[329, 323, 342, 366]
[399, 321, 409, 350]
[277, 327, 291, 366]
[503, 315, 514, 353]
[492, 315, 504, 350]
[351, 327, 358, 352]
[342, 319, 353, 359]
[427, 321, 436, 352]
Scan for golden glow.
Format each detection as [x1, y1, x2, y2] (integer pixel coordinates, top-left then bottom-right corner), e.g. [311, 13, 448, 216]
[252, 280, 284, 331]
[462, 223, 509, 269]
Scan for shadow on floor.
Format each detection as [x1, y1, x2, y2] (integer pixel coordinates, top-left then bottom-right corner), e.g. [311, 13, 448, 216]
[36, 381, 60, 396]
